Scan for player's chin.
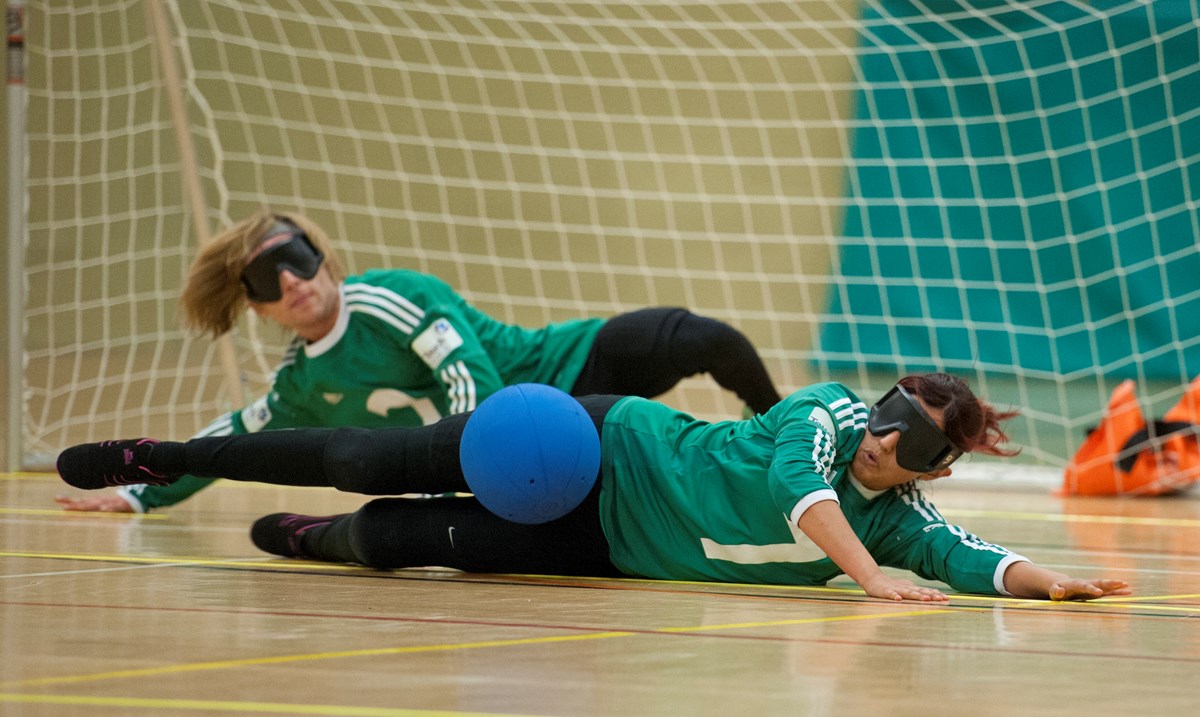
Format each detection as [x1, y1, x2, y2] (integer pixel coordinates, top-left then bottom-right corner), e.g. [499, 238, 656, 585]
[852, 453, 882, 482]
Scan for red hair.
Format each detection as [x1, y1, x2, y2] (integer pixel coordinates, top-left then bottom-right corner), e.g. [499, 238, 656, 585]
[898, 373, 1020, 458]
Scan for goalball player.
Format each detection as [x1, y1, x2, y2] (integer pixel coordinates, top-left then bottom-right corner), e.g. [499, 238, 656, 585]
[56, 372, 1129, 602]
[55, 209, 781, 513]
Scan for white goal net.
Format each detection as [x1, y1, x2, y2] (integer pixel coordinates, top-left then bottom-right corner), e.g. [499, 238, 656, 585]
[15, 0, 1200, 486]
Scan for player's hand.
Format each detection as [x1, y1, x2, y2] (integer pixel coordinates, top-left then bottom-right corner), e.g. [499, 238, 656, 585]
[1048, 578, 1132, 601]
[54, 493, 135, 513]
[860, 573, 949, 602]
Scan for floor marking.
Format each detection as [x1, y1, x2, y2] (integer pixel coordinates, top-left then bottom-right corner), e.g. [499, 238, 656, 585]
[1094, 593, 1200, 602]
[6, 550, 1190, 609]
[940, 508, 1200, 529]
[0, 550, 360, 572]
[0, 506, 168, 519]
[0, 693, 530, 716]
[2, 632, 634, 688]
[650, 607, 960, 632]
[493, 573, 1175, 610]
[1, 561, 205, 580]
[2, 605, 960, 690]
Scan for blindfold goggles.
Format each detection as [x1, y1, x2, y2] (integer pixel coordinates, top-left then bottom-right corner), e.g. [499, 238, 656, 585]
[240, 223, 325, 303]
[867, 385, 963, 473]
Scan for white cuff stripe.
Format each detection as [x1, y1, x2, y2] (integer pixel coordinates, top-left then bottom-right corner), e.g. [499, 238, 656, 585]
[441, 361, 477, 413]
[788, 489, 840, 526]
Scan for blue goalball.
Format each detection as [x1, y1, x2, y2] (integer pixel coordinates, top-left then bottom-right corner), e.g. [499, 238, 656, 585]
[459, 384, 602, 524]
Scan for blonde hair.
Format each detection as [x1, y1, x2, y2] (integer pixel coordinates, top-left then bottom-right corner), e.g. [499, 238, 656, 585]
[179, 209, 346, 337]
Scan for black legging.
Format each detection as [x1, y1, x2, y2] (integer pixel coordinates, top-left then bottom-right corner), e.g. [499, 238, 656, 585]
[572, 308, 780, 414]
[165, 396, 624, 574]
[306, 488, 621, 575]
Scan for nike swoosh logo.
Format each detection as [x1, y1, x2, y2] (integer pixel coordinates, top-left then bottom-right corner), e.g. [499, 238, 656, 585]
[447, 526, 456, 549]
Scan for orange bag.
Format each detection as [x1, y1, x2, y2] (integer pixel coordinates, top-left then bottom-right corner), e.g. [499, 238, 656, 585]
[1061, 376, 1200, 496]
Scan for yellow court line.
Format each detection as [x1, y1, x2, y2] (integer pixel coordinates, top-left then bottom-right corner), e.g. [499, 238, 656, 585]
[0, 551, 951, 599]
[0, 550, 361, 571]
[443, 574, 1198, 614]
[3, 607, 965, 690]
[1092, 603, 1200, 614]
[651, 607, 962, 632]
[940, 508, 1200, 529]
[2, 633, 634, 688]
[7, 550, 1186, 609]
[0, 507, 169, 519]
[0, 693, 530, 717]
[515, 572, 1171, 609]
[968, 599, 1200, 614]
[1097, 593, 1200, 602]
[913, 589, 1199, 610]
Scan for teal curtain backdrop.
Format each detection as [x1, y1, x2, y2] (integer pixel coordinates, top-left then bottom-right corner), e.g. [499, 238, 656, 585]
[818, 0, 1200, 381]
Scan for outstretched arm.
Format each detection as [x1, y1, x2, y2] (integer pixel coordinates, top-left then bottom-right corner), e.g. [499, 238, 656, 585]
[1002, 561, 1131, 601]
[54, 474, 221, 513]
[54, 493, 137, 513]
[798, 500, 949, 602]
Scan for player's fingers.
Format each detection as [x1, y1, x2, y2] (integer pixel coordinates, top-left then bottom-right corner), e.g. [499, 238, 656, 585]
[900, 586, 946, 602]
[1073, 580, 1133, 599]
[93, 497, 133, 513]
[54, 494, 131, 512]
[1056, 581, 1111, 601]
[54, 495, 87, 511]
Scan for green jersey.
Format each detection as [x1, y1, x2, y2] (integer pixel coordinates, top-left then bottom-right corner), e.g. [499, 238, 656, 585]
[598, 385, 1028, 595]
[121, 269, 603, 511]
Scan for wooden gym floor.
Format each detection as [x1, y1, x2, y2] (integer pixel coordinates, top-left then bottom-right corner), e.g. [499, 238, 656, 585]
[2, 470, 1199, 716]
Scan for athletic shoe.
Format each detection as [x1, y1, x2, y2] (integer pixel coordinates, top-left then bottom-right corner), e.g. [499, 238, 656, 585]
[56, 439, 180, 490]
[250, 513, 336, 558]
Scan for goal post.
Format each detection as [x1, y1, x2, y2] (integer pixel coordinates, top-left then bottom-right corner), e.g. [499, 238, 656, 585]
[15, 0, 1200, 487]
[3, 3, 24, 471]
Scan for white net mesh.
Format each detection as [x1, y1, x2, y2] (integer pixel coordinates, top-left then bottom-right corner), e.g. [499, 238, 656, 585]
[19, 0, 1200, 483]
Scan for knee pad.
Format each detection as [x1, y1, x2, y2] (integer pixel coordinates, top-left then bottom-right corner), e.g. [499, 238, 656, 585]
[594, 307, 687, 358]
[670, 312, 749, 372]
[321, 427, 387, 493]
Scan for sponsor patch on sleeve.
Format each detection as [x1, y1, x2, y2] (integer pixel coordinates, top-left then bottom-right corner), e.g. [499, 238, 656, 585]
[240, 394, 273, 433]
[807, 407, 835, 435]
[412, 318, 464, 370]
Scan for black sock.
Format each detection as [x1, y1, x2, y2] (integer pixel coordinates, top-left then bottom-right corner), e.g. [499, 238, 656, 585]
[298, 515, 359, 563]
